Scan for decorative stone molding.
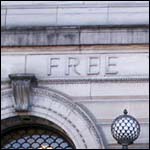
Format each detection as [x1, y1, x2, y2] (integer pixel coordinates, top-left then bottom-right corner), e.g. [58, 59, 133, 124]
[9, 74, 37, 112]
[1, 2, 149, 28]
[1, 86, 105, 149]
[1, 26, 149, 46]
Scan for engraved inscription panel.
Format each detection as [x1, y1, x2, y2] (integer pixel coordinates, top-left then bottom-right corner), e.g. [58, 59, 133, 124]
[1, 53, 149, 81]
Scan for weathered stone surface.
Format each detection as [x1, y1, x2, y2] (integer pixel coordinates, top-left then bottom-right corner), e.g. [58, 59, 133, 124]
[1, 56, 26, 79]
[1, 26, 149, 46]
[1, 1, 149, 6]
[57, 7, 108, 26]
[80, 27, 149, 45]
[56, 28, 80, 45]
[1, 1, 149, 28]
[6, 8, 57, 27]
[43, 83, 91, 97]
[81, 97, 149, 120]
[108, 7, 149, 25]
[1, 8, 6, 28]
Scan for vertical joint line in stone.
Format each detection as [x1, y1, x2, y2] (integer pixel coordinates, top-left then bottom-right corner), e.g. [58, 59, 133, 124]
[5, 8, 7, 29]
[90, 80, 92, 101]
[25, 55, 27, 73]
[107, 5, 109, 24]
[56, 6, 59, 26]
[79, 26, 82, 52]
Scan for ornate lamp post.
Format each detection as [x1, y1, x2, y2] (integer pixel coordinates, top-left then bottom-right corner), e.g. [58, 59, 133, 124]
[111, 109, 140, 149]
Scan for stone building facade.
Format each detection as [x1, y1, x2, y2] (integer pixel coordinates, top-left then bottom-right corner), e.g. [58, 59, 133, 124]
[1, 1, 149, 149]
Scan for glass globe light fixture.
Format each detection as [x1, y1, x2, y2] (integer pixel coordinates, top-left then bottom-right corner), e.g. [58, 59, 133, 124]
[111, 109, 140, 149]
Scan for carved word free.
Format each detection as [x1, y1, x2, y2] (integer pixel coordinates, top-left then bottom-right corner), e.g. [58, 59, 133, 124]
[48, 56, 118, 77]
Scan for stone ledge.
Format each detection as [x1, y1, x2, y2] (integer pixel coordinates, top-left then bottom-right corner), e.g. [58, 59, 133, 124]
[1, 2, 149, 28]
[107, 143, 149, 149]
[1, 25, 149, 46]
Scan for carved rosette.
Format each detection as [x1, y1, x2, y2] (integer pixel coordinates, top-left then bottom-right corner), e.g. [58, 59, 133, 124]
[9, 74, 37, 112]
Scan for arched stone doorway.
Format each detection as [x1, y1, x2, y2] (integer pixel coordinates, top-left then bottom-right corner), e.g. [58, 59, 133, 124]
[1, 87, 105, 149]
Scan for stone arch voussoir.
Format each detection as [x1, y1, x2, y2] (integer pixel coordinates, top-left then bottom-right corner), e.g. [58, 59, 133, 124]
[1, 87, 105, 149]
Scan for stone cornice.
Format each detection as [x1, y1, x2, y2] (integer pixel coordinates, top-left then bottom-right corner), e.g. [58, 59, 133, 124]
[2, 1, 148, 30]
[1, 25, 149, 46]
[2, 1, 149, 9]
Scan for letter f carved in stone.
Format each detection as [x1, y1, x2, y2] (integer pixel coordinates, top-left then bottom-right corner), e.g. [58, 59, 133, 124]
[9, 74, 37, 112]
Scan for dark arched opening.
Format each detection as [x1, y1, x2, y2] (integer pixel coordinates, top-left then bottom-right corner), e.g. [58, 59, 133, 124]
[1, 116, 75, 149]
